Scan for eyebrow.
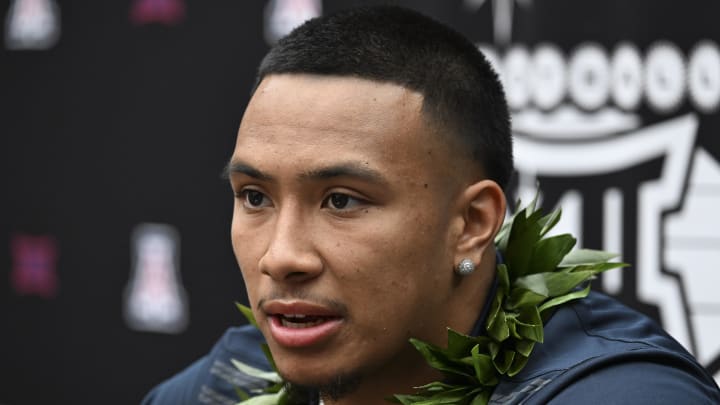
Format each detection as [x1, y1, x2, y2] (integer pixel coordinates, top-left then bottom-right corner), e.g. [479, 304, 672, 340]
[223, 161, 274, 181]
[300, 162, 387, 185]
[223, 160, 387, 185]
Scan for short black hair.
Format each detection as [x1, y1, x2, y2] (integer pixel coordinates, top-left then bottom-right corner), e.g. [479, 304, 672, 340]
[255, 6, 513, 189]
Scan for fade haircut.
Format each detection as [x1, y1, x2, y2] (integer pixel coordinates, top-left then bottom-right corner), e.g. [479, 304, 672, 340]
[254, 6, 513, 189]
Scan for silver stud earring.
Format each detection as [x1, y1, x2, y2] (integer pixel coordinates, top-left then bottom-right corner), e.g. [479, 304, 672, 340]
[455, 258, 475, 276]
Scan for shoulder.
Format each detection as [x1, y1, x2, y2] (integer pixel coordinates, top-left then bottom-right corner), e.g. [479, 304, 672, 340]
[540, 360, 720, 404]
[141, 325, 271, 405]
[491, 291, 720, 404]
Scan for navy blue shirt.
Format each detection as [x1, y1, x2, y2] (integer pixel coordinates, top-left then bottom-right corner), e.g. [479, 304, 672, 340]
[142, 291, 720, 404]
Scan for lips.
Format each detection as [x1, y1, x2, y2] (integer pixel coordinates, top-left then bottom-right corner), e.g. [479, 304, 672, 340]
[278, 314, 330, 328]
[263, 301, 344, 348]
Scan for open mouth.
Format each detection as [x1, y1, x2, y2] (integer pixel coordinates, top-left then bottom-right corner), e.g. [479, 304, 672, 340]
[262, 300, 346, 347]
[275, 314, 339, 329]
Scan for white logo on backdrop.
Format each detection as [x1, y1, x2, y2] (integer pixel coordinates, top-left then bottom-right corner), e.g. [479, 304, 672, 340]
[123, 223, 189, 334]
[264, 0, 321, 45]
[464, 0, 532, 46]
[481, 41, 720, 382]
[5, 0, 60, 50]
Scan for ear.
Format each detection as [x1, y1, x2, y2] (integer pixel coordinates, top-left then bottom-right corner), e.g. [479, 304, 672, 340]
[453, 180, 506, 267]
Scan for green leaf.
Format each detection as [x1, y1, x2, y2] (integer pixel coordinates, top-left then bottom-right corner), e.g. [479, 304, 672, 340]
[235, 387, 250, 401]
[488, 341, 499, 359]
[427, 386, 476, 403]
[538, 208, 562, 237]
[559, 249, 619, 266]
[236, 389, 285, 405]
[515, 339, 535, 357]
[505, 287, 547, 310]
[396, 385, 478, 405]
[492, 347, 515, 375]
[514, 270, 597, 298]
[231, 359, 283, 384]
[415, 381, 456, 392]
[486, 295, 510, 342]
[496, 264, 511, 296]
[236, 303, 258, 328]
[503, 209, 544, 277]
[565, 262, 627, 274]
[538, 284, 592, 313]
[515, 306, 543, 342]
[506, 315, 521, 339]
[507, 353, 529, 377]
[529, 234, 576, 274]
[495, 220, 512, 253]
[470, 389, 491, 405]
[409, 339, 475, 379]
[264, 381, 284, 394]
[525, 194, 539, 215]
[471, 345, 499, 386]
[447, 328, 487, 359]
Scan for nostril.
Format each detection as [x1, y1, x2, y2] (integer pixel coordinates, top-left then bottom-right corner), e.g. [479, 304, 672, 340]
[286, 270, 315, 281]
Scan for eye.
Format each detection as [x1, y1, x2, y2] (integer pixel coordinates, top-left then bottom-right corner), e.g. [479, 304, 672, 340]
[323, 193, 363, 210]
[239, 189, 272, 209]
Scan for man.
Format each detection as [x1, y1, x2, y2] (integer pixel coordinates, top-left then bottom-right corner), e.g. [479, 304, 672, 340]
[143, 6, 720, 404]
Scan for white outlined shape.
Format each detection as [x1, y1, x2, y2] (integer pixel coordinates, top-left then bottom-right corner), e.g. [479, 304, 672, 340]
[568, 43, 611, 111]
[531, 43, 566, 110]
[602, 187, 623, 294]
[515, 114, 699, 350]
[611, 43, 644, 111]
[504, 46, 532, 110]
[645, 42, 686, 113]
[124, 223, 189, 334]
[264, 0, 321, 45]
[665, 147, 720, 375]
[464, 0, 532, 46]
[688, 40, 720, 113]
[513, 105, 640, 140]
[5, 0, 60, 50]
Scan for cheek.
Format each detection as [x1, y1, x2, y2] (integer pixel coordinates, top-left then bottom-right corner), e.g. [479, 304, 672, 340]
[231, 212, 266, 299]
[329, 212, 453, 314]
[230, 211, 249, 269]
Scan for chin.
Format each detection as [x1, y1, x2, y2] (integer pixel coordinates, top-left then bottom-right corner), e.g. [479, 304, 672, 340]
[279, 361, 363, 401]
[278, 359, 338, 386]
[286, 372, 362, 402]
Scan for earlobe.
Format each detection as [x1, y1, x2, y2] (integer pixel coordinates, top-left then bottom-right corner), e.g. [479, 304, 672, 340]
[454, 180, 506, 267]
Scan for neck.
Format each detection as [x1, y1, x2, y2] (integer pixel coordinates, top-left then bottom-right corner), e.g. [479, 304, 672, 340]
[320, 351, 442, 405]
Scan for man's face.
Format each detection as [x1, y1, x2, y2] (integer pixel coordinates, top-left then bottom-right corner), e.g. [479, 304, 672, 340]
[229, 74, 467, 389]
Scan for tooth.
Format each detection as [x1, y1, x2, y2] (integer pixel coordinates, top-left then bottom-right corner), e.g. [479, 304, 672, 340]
[280, 317, 326, 328]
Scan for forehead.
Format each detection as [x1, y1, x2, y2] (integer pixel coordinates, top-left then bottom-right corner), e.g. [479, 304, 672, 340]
[241, 74, 423, 141]
[233, 74, 454, 175]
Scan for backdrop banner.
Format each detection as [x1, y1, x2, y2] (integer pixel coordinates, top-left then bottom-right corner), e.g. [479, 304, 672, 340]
[2, 1, 718, 403]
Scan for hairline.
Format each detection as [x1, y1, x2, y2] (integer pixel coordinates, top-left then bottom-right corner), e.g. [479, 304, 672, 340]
[252, 72, 485, 179]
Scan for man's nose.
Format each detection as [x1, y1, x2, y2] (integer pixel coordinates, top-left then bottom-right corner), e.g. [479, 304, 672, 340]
[258, 207, 323, 282]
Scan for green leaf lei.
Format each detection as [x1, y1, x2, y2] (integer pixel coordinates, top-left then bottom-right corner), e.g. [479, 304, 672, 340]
[233, 198, 625, 405]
